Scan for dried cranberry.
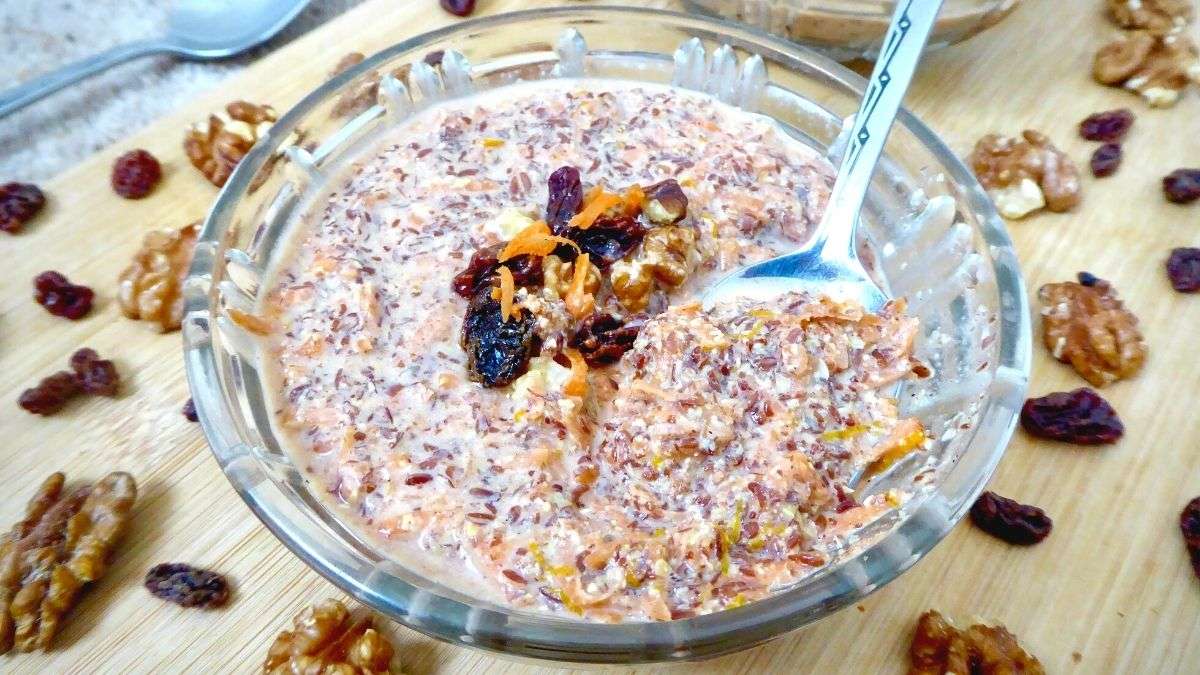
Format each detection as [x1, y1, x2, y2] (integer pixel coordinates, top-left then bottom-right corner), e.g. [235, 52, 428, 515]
[0, 182, 46, 233]
[182, 398, 198, 422]
[1181, 497, 1200, 580]
[643, 179, 689, 224]
[545, 166, 583, 234]
[1090, 143, 1122, 177]
[439, 0, 475, 16]
[1163, 169, 1200, 204]
[1076, 271, 1101, 287]
[34, 271, 94, 320]
[423, 50, 446, 67]
[1166, 248, 1200, 292]
[18, 371, 82, 415]
[566, 215, 647, 267]
[1020, 388, 1123, 445]
[451, 244, 543, 298]
[111, 149, 162, 199]
[569, 313, 646, 366]
[144, 563, 230, 608]
[461, 286, 539, 387]
[1079, 108, 1134, 142]
[970, 491, 1052, 545]
[70, 348, 119, 396]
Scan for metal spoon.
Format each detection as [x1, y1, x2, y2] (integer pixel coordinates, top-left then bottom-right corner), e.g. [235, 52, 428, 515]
[0, 0, 313, 118]
[702, 0, 944, 313]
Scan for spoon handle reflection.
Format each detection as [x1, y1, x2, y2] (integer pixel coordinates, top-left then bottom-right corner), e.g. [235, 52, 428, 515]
[0, 40, 167, 118]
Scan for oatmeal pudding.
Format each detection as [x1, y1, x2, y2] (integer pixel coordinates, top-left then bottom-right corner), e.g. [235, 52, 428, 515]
[261, 79, 930, 621]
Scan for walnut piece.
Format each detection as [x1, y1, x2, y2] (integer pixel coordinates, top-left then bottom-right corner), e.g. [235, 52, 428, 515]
[1094, 29, 1200, 107]
[263, 598, 399, 674]
[184, 101, 278, 187]
[117, 221, 199, 332]
[1038, 277, 1147, 387]
[609, 226, 699, 312]
[1106, 0, 1194, 31]
[968, 130, 1081, 219]
[330, 52, 379, 117]
[542, 254, 601, 299]
[0, 471, 137, 654]
[909, 610, 1044, 675]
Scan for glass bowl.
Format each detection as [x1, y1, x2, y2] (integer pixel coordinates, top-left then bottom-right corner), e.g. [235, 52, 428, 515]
[683, 0, 1022, 60]
[183, 6, 1030, 664]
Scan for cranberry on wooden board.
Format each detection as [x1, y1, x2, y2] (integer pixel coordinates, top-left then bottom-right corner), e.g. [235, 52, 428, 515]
[34, 271, 94, 320]
[0, 182, 45, 233]
[439, 0, 475, 17]
[1089, 143, 1122, 177]
[111, 149, 163, 199]
[1163, 169, 1200, 204]
[1079, 108, 1134, 141]
[970, 491, 1052, 545]
[1020, 388, 1123, 444]
[1166, 248, 1200, 292]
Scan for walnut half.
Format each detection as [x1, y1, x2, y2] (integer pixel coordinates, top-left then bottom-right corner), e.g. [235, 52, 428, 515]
[263, 598, 399, 674]
[0, 471, 137, 654]
[1106, 0, 1194, 31]
[1038, 276, 1146, 387]
[117, 221, 199, 332]
[968, 130, 1081, 219]
[1094, 29, 1200, 107]
[184, 101, 281, 187]
[610, 226, 699, 312]
[909, 610, 1045, 675]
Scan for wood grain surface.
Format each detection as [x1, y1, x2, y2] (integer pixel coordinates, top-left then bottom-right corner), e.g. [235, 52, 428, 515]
[1, 0, 1197, 672]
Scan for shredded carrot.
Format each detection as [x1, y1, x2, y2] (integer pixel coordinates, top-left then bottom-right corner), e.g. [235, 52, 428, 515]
[622, 183, 645, 216]
[228, 308, 272, 336]
[498, 220, 578, 261]
[498, 267, 516, 322]
[569, 188, 623, 230]
[563, 253, 595, 319]
[563, 348, 589, 397]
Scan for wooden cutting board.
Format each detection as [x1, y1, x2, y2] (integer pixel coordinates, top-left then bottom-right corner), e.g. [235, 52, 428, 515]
[1, 0, 1197, 672]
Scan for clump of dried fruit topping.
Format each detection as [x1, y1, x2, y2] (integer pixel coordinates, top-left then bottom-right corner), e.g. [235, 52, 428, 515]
[263, 598, 397, 674]
[18, 348, 120, 415]
[1093, 30, 1200, 108]
[461, 286, 539, 387]
[968, 130, 1081, 219]
[1020, 388, 1124, 444]
[184, 101, 279, 187]
[1090, 143, 1123, 177]
[546, 166, 584, 234]
[1038, 276, 1146, 386]
[451, 244, 543, 298]
[970, 491, 1053, 545]
[1180, 496, 1200, 581]
[1163, 168, 1200, 203]
[909, 610, 1045, 675]
[569, 313, 646, 366]
[182, 398, 198, 422]
[144, 563, 230, 608]
[1167, 247, 1200, 291]
[0, 471, 137, 653]
[34, 271, 94, 320]
[111, 149, 163, 199]
[1106, 0, 1194, 31]
[117, 221, 199, 332]
[0, 182, 46, 234]
[1079, 108, 1136, 141]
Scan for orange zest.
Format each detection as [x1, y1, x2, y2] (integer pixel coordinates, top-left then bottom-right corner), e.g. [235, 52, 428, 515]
[563, 348, 589, 397]
[569, 188, 623, 230]
[622, 184, 645, 216]
[564, 253, 596, 319]
[497, 267, 517, 322]
[499, 220, 579, 261]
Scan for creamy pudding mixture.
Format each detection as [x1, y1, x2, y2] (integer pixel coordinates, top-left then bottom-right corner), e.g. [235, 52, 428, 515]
[261, 80, 929, 621]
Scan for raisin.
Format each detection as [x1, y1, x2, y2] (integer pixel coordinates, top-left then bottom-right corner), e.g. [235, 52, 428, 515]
[1181, 497, 1200, 580]
[0, 182, 46, 234]
[461, 286, 539, 387]
[545, 166, 584, 235]
[424, 50, 446, 66]
[182, 398, 198, 422]
[1090, 143, 1122, 177]
[18, 372, 82, 415]
[1076, 271, 1101, 287]
[1079, 108, 1134, 142]
[70, 348, 119, 396]
[111, 149, 162, 199]
[566, 215, 647, 268]
[439, 0, 475, 16]
[1166, 247, 1200, 292]
[1163, 169, 1200, 204]
[34, 271, 94, 320]
[569, 313, 646, 366]
[970, 491, 1052, 545]
[643, 179, 689, 224]
[451, 244, 543, 298]
[144, 563, 230, 608]
[1020, 388, 1123, 444]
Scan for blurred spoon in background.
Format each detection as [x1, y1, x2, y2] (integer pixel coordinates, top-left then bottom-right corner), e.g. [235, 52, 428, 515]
[0, 0, 312, 117]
